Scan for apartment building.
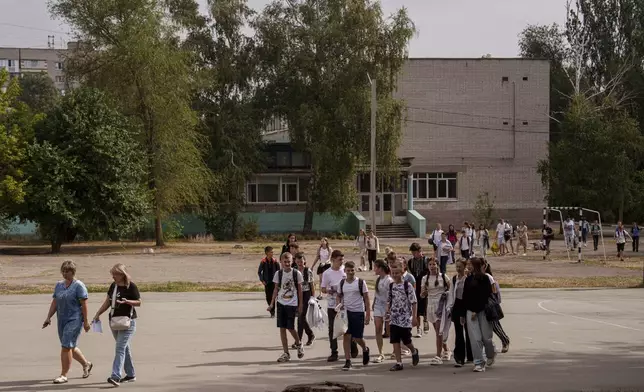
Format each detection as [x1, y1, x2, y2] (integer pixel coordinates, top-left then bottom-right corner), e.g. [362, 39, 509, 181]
[0, 44, 71, 91]
[244, 58, 550, 234]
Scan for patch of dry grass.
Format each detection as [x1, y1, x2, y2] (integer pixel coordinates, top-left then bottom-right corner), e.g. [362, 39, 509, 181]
[0, 281, 264, 295]
[498, 275, 643, 289]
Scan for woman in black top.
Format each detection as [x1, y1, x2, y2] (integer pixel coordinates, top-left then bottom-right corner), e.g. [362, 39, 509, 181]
[461, 257, 496, 372]
[281, 233, 297, 255]
[93, 263, 141, 387]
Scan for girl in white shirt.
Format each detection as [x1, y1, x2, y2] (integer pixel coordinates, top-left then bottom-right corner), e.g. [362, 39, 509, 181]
[420, 258, 451, 365]
[356, 229, 367, 271]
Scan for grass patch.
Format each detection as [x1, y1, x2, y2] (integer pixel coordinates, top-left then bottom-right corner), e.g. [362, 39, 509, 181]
[0, 281, 264, 295]
[498, 276, 643, 289]
[582, 259, 644, 271]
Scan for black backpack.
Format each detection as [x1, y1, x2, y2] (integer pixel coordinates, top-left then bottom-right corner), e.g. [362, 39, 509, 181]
[339, 278, 365, 297]
[278, 269, 299, 289]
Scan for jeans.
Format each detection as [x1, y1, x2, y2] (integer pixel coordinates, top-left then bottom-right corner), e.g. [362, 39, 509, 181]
[111, 319, 136, 380]
[633, 236, 640, 252]
[581, 229, 588, 243]
[593, 235, 599, 251]
[439, 256, 448, 274]
[327, 308, 339, 355]
[264, 283, 275, 315]
[297, 291, 314, 341]
[466, 310, 495, 367]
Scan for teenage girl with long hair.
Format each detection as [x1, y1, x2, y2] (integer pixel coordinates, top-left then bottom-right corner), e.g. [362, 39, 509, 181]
[372, 259, 393, 363]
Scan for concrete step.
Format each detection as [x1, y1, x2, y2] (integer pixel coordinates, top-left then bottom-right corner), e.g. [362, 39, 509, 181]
[366, 224, 417, 238]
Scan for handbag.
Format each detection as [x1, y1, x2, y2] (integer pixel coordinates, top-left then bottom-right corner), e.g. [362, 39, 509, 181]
[109, 285, 133, 331]
[484, 294, 504, 322]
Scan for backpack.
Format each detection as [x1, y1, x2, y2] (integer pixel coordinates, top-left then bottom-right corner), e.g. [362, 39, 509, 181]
[278, 269, 299, 290]
[388, 281, 411, 306]
[302, 267, 310, 283]
[459, 236, 471, 249]
[339, 278, 365, 297]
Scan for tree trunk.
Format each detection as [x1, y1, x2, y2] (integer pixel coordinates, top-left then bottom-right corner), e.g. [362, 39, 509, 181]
[283, 382, 365, 392]
[618, 186, 625, 223]
[304, 199, 314, 234]
[155, 212, 164, 247]
[50, 225, 65, 254]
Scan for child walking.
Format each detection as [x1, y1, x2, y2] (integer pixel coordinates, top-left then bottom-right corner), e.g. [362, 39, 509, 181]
[372, 259, 393, 363]
[258, 246, 280, 318]
[267, 252, 305, 362]
[337, 261, 371, 371]
[387, 261, 420, 371]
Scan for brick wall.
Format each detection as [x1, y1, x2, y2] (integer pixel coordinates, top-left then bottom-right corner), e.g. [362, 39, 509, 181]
[396, 58, 550, 228]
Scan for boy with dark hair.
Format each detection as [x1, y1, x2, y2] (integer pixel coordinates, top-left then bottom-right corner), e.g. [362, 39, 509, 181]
[406, 242, 429, 337]
[294, 252, 316, 346]
[258, 246, 280, 318]
[268, 252, 304, 362]
[337, 261, 371, 371]
[387, 261, 420, 371]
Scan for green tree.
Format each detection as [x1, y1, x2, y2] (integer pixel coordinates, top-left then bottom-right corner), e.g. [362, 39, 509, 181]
[17, 72, 60, 114]
[473, 191, 496, 229]
[253, 0, 415, 231]
[172, 0, 266, 239]
[0, 70, 29, 232]
[538, 94, 644, 221]
[50, 0, 214, 246]
[21, 88, 150, 253]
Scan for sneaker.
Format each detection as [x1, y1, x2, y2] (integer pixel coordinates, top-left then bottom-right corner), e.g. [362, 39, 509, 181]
[305, 335, 316, 346]
[277, 352, 291, 363]
[351, 342, 359, 358]
[473, 364, 485, 372]
[412, 349, 420, 366]
[502, 343, 509, 353]
[415, 328, 423, 338]
[441, 350, 451, 361]
[362, 347, 370, 366]
[82, 362, 93, 379]
[390, 363, 404, 371]
[429, 356, 443, 366]
[454, 361, 463, 368]
[107, 377, 120, 387]
[382, 333, 390, 338]
[486, 356, 495, 367]
[402, 349, 412, 357]
[374, 354, 385, 363]
[522, 253, 527, 256]
[120, 376, 136, 383]
[291, 343, 298, 349]
[327, 353, 339, 362]
[389, 352, 397, 360]
[53, 376, 68, 384]
[296, 343, 305, 359]
[342, 360, 352, 371]
[423, 320, 430, 332]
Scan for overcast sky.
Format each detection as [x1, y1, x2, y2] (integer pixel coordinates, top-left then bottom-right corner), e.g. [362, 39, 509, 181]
[0, 0, 567, 57]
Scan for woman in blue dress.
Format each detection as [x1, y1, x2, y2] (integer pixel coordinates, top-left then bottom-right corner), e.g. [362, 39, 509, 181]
[42, 260, 93, 384]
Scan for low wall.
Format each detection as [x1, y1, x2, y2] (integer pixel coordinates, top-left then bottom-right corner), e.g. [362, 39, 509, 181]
[406, 210, 426, 238]
[241, 212, 353, 234]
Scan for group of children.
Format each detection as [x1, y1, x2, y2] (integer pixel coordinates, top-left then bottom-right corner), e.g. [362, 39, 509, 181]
[258, 240, 508, 373]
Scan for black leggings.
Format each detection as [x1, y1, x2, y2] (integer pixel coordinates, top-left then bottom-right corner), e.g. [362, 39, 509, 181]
[367, 249, 377, 270]
[264, 282, 274, 314]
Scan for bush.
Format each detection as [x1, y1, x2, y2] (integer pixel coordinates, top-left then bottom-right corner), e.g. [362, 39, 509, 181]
[473, 191, 495, 228]
[163, 218, 184, 241]
[238, 217, 259, 241]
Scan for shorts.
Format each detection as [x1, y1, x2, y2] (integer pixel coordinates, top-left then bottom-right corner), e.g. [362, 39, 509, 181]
[373, 302, 387, 318]
[276, 303, 297, 330]
[367, 249, 377, 262]
[617, 243, 625, 252]
[497, 236, 505, 245]
[317, 263, 331, 275]
[346, 311, 365, 339]
[390, 324, 413, 345]
[58, 318, 83, 349]
[460, 249, 470, 259]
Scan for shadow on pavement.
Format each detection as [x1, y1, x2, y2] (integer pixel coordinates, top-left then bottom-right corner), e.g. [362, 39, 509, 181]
[204, 346, 283, 354]
[199, 315, 267, 321]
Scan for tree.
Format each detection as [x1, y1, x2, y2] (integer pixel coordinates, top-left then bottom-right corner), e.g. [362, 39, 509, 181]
[50, 0, 214, 246]
[17, 72, 60, 114]
[0, 70, 29, 233]
[253, 0, 415, 231]
[538, 94, 644, 221]
[473, 191, 495, 229]
[172, 0, 266, 239]
[21, 88, 149, 253]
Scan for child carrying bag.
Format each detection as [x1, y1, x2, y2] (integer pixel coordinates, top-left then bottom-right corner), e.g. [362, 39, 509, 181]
[110, 285, 133, 331]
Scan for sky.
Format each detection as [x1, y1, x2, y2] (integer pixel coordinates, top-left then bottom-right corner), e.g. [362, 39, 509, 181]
[0, 0, 567, 57]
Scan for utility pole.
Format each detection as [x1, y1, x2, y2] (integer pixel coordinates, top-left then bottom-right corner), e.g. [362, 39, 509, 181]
[368, 75, 377, 235]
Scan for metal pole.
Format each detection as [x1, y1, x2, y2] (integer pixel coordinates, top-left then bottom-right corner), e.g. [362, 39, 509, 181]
[370, 78, 377, 235]
[582, 208, 607, 262]
[551, 208, 569, 261]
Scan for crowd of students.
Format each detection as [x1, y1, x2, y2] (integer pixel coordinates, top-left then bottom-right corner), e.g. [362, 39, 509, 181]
[261, 235, 508, 372]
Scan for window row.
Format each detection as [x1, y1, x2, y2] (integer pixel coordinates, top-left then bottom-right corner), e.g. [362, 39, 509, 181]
[409, 172, 457, 200]
[246, 176, 308, 204]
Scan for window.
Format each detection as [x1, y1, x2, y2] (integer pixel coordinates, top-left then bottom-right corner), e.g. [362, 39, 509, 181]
[7, 60, 13, 67]
[291, 152, 306, 167]
[276, 151, 290, 167]
[55, 62, 63, 70]
[412, 173, 457, 200]
[502, 76, 509, 82]
[247, 176, 308, 203]
[30, 60, 39, 68]
[522, 76, 528, 81]
[55, 76, 65, 83]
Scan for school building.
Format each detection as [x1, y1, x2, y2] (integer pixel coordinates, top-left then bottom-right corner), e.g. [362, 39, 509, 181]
[243, 58, 550, 237]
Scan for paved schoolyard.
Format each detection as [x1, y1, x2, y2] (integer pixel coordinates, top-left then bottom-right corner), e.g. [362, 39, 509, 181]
[0, 289, 643, 392]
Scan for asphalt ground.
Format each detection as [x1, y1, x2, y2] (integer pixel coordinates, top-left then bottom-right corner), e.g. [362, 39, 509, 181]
[0, 289, 643, 392]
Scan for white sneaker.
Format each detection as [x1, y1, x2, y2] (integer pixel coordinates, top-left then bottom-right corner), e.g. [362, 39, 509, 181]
[415, 328, 423, 338]
[82, 362, 93, 379]
[473, 364, 485, 372]
[429, 356, 443, 366]
[374, 354, 385, 363]
[402, 349, 412, 357]
[522, 253, 527, 256]
[53, 376, 68, 384]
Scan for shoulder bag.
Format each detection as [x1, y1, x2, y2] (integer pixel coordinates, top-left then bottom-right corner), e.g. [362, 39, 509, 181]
[110, 285, 133, 331]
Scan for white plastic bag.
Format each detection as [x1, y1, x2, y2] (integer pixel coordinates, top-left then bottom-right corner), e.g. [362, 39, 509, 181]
[332, 308, 348, 340]
[307, 298, 327, 329]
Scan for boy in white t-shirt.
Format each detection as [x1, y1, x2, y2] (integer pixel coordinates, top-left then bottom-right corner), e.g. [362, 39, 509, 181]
[337, 261, 371, 371]
[268, 252, 304, 363]
[321, 250, 349, 362]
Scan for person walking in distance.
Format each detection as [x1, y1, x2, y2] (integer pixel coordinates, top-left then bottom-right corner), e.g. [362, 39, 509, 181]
[615, 222, 630, 261]
[420, 258, 451, 365]
[366, 231, 380, 271]
[580, 217, 590, 247]
[496, 220, 506, 256]
[294, 253, 315, 346]
[372, 259, 393, 363]
[477, 224, 490, 257]
[387, 261, 421, 371]
[258, 246, 280, 318]
[93, 264, 141, 387]
[267, 252, 305, 362]
[462, 257, 496, 372]
[448, 260, 473, 367]
[438, 232, 454, 274]
[590, 220, 601, 251]
[564, 217, 576, 251]
[516, 221, 529, 256]
[483, 261, 510, 353]
[337, 261, 371, 371]
[446, 225, 458, 261]
[457, 228, 472, 260]
[406, 243, 429, 338]
[312, 238, 333, 299]
[281, 233, 297, 255]
[42, 260, 93, 385]
[631, 222, 640, 252]
[429, 223, 444, 257]
[321, 250, 357, 362]
[356, 229, 367, 271]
